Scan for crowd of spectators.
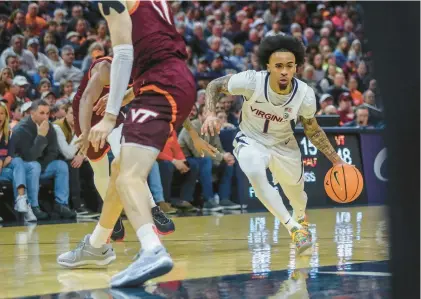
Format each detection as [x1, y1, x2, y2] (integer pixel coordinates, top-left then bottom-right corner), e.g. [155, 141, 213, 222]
[0, 1, 384, 223]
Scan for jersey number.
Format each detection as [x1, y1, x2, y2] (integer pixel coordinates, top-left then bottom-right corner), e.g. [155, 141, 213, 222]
[263, 120, 270, 133]
[150, 0, 172, 25]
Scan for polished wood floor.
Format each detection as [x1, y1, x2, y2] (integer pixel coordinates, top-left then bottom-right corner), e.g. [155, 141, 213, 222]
[0, 206, 389, 298]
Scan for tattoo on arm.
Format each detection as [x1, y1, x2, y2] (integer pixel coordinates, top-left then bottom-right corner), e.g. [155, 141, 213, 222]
[205, 75, 232, 115]
[98, 1, 125, 15]
[300, 116, 342, 164]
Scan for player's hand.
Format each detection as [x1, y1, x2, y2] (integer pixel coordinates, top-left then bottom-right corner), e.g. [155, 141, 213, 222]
[201, 115, 221, 137]
[74, 132, 90, 156]
[37, 120, 49, 137]
[71, 155, 84, 168]
[173, 160, 190, 174]
[88, 114, 116, 152]
[223, 152, 235, 166]
[192, 135, 219, 157]
[93, 94, 108, 116]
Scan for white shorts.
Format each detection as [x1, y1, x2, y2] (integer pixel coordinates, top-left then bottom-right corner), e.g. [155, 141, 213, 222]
[233, 131, 304, 187]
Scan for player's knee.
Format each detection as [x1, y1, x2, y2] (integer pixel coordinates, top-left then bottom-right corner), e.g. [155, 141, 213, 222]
[240, 162, 263, 181]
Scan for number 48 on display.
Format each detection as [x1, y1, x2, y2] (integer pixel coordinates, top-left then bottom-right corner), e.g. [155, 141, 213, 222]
[299, 137, 352, 164]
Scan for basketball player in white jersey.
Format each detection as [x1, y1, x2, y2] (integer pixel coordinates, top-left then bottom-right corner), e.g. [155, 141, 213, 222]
[201, 35, 345, 254]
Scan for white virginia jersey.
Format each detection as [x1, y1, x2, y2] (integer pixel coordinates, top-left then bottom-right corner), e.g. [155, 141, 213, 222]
[228, 70, 316, 157]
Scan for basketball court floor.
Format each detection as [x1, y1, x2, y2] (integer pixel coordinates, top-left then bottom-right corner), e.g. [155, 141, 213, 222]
[0, 205, 390, 298]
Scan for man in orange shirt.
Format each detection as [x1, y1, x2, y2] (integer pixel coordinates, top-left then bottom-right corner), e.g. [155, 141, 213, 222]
[158, 130, 199, 211]
[26, 3, 47, 37]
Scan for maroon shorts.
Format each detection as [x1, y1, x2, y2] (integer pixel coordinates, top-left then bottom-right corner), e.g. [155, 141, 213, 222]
[122, 63, 196, 151]
[74, 109, 125, 161]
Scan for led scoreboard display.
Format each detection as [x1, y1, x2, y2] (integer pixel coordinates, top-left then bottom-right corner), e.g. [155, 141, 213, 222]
[247, 132, 367, 209]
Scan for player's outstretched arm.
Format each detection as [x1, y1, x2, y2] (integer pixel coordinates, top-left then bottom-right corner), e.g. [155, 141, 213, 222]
[201, 75, 232, 136]
[205, 75, 232, 116]
[79, 61, 111, 135]
[97, 0, 133, 120]
[300, 116, 344, 165]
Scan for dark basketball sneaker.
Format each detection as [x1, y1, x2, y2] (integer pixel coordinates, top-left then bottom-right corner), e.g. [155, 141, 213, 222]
[152, 206, 175, 235]
[111, 217, 125, 242]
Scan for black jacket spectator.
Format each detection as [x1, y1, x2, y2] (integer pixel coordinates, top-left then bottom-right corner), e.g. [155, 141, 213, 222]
[9, 115, 60, 170]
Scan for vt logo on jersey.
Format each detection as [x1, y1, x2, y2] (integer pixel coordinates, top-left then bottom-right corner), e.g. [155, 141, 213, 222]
[131, 108, 158, 123]
[250, 106, 285, 122]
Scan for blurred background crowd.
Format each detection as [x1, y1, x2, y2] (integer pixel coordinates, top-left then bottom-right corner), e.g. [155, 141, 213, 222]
[0, 1, 384, 222]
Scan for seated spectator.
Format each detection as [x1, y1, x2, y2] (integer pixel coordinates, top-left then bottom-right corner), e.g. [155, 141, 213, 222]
[188, 104, 198, 121]
[217, 111, 236, 130]
[58, 79, 75, 102]
[3, 75, 30, 113]
[53, 45, 83, 90]
[324, 105, 338, 115]
[40, 90, 57, 106]
[0, 67, 13, 94]
[81, 42, 105, 73]
[148, 161, 177, 214]
[178, 105, 239, 211]
[45, 44, 63, 72]
[53, 103, 98, 218]
[316, 94, 334, 115]
[5, 53, 33, 86]
[9, 100, 76, 220]
[327, 73, 349, 104]
[342, 55, 358, 81]
[196, 89, 206, 106]
[317, 64, 336, 94]
[265, 19, 285, 37]
[10, 102, 22, 130]
[348, 76, 363, 106]
[337, 92, 355, 125]
[32, 66, 52, 88]
[25, 3, 47, 37]
[312, 54, 325, 82]
[51, 100, 69, 120]
[0, 101, 36, 221]
[343, 106, 372, 128]
[158, 130, 199, 212]
[219, 96, 238, 126]
[26, 37, 51, 71]
[333, 37, 349, 68]
[36, 78, 52, 98]
[229, 44, 247, 72]
[0, 35, 36, 74]
[363, 89, 376, 107]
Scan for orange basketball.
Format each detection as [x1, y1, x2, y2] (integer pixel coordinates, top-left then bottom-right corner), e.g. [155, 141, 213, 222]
[324, 164, 364, 203]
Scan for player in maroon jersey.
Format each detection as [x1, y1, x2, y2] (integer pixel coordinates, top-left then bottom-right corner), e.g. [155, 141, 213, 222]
[71, 55, 176, 242]
[58, 0, 217, 287]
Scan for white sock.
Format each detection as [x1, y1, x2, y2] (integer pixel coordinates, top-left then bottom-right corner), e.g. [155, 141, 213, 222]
[90, 224, 112, 248]
[136, 223, 161, 251]
[284, 217, 301, 232]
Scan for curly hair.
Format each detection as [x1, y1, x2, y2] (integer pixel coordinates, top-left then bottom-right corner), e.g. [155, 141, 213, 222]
[258, 35, 306, 67]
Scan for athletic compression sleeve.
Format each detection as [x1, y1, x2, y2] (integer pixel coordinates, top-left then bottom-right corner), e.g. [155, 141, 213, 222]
[105, 44, 134, 116]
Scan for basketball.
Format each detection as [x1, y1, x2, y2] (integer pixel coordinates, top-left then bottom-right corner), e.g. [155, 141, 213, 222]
[324, 164, 364, 203]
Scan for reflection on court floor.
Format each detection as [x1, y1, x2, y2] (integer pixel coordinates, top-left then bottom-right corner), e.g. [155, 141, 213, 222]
[0, 205, 389, 298]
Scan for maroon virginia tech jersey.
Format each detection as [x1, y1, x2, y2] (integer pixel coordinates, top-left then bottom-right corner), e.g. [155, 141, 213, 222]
[72, 57, 116, 137]
[73, 56, 111, 107]
[128, 0, 187, 84]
